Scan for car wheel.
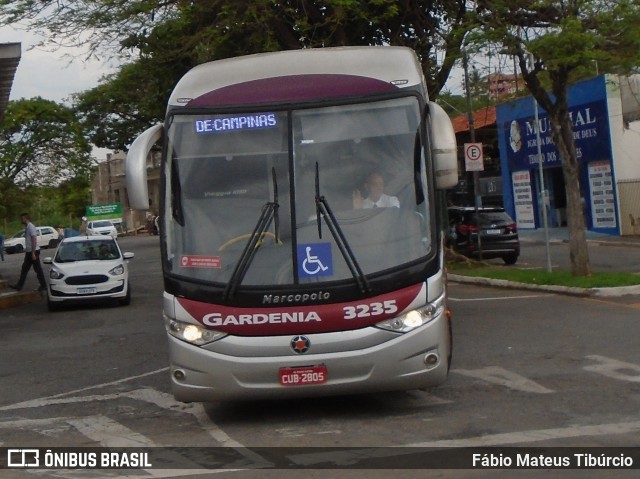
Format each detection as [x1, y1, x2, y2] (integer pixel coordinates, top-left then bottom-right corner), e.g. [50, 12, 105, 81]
[503, 253, 518, 265]
[119, 284, 131, 306]
[14, 244, 23, 254]
[48, 239, 59, 248]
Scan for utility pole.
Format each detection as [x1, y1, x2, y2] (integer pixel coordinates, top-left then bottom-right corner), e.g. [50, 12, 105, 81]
[530, 54, 552, 272]
[463, 52, 483, 259]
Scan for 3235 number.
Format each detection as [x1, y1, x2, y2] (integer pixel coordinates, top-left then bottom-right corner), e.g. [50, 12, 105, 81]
[343, 300, 398, 319]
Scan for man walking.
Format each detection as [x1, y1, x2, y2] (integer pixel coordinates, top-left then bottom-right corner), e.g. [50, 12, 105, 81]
[10, 213, 47, 292]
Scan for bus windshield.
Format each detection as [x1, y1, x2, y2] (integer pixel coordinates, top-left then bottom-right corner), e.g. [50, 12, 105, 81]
[165, 95, 432, 287]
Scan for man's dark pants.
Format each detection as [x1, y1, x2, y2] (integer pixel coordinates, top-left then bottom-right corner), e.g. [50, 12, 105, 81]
[15, 250, 47, 290]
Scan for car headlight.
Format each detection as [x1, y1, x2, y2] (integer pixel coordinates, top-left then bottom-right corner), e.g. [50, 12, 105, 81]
[108, 264, 125, 275]
[375, 293, 446, 333]
[164, 316, 227, 346]
[49, 268, 65, 280]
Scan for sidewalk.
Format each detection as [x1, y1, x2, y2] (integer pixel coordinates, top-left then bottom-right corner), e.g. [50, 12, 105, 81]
[449, 227, 640, 298]
[518, 226, 640, 248]
[0, 251, 49, 310]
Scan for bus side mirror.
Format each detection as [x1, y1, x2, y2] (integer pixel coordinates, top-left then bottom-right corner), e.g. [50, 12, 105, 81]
[126, 124, 163, 210]
[428, 101, 458, 190]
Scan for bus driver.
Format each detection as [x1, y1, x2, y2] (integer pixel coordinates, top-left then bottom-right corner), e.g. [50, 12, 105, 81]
[353, 171, 400, 209]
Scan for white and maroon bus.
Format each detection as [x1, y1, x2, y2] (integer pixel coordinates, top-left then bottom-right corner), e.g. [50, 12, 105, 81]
[126, 46, 458, 401]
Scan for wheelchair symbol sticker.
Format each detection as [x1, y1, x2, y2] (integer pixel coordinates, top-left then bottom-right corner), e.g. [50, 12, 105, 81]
[298, 243, 333, 278]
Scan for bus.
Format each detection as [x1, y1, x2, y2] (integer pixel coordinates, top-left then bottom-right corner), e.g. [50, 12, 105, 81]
[126, 46, 458, 401]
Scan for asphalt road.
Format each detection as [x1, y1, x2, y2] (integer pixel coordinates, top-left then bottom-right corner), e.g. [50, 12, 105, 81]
[1, 234, 640, 478]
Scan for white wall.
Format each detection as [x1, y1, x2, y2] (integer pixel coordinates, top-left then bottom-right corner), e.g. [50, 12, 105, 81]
[607, 75, 640, 181]
[607, 75, 640, 234]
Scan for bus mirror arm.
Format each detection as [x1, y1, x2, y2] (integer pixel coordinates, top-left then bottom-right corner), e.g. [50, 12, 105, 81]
[314, 162, 370, 294]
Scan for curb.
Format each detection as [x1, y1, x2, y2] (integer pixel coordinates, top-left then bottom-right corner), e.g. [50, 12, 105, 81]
[447, 274, 640, 298]
[0, 290, 42, 310]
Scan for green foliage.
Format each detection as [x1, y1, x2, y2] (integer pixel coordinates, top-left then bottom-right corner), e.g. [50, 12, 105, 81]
[474, 0, 640, 108]
[0, 98, 93, 187]
[73, 59, 177, 150]
[0, 1, 473, 150]
[0, 98, 93, 227]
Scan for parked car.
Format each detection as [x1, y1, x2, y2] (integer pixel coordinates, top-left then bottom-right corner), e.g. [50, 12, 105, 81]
[2, 226, 60, 254]
[446, 206, 520, 264]
[86, 220, 118, 239]
[42, 236, 134, 310]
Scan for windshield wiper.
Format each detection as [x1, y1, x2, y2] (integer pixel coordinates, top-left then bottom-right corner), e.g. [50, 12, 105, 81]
[223, 168, 280, 300]
[314, 162, 370, 294]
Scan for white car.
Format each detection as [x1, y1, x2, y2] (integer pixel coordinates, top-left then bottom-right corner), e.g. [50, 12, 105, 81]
[2, 226, 60, 254]
[86, 220, 118, 239]
[43, 236, 134, 310]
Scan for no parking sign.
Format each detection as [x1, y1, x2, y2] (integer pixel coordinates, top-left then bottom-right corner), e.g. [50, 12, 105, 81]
[464, 143, 484, 172]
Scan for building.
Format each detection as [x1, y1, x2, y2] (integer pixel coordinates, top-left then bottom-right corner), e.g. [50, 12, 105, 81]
[487, 72, 521, 100]
[91, 151, 161, 232]
[497, 74, 640, 236]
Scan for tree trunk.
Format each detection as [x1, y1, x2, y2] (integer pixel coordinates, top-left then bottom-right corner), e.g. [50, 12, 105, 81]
[551, 111, 592, 276]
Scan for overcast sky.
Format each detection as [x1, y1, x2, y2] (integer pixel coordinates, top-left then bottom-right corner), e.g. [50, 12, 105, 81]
[1, 25, 118, 158]
[1, 25, 116, 104]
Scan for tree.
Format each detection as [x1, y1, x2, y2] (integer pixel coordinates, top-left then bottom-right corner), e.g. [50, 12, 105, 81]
[1, 1, 473, 150]
[474, 0, 640, 276]
[73, 58, 180, 151]
[55, 176, 93, 220]
[0, 98, 93, 189]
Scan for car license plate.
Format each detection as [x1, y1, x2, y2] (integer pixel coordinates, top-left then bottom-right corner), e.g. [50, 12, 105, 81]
[77, 287, 97, 295]
[486, 228, 502, 235]
[279, 365, 328, 386]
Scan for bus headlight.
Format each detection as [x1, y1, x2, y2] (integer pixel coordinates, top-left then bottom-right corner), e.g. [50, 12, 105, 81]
[164, 316, 227, 345]
[375, 294, 445, 333]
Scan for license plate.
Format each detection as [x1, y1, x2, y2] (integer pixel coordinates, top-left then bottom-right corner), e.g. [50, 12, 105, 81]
[279, 365, 328, 386]
[77, 287, 97, 295]
[485, 228, 502, 235]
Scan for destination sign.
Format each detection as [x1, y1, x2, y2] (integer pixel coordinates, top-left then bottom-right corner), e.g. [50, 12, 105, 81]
[194, 113, 277, 133]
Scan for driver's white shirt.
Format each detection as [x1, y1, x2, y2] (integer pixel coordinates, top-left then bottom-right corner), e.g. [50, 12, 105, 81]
[362, 194, 400, 209]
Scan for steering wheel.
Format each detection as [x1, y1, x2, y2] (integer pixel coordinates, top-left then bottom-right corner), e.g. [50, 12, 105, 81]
[218, 231, 280, 251]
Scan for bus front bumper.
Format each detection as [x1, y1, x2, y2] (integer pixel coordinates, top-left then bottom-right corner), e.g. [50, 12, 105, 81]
[167, 312, 451, 402]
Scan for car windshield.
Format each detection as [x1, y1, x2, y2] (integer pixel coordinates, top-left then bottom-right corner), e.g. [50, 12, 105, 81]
[475, 211, 513, 226]
[92, 221, 113, 228]
[164, 96, 433, 287]
[10, 230, 25, 239]
[55, 240, 120, 262]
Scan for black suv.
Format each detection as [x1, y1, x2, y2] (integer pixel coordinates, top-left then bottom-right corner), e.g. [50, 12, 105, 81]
[446, 206, 520, 264]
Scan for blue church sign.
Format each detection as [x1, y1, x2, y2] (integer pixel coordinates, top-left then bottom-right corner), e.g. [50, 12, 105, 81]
[497, 75, 618, 234]
[502, 99, 610, 171]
